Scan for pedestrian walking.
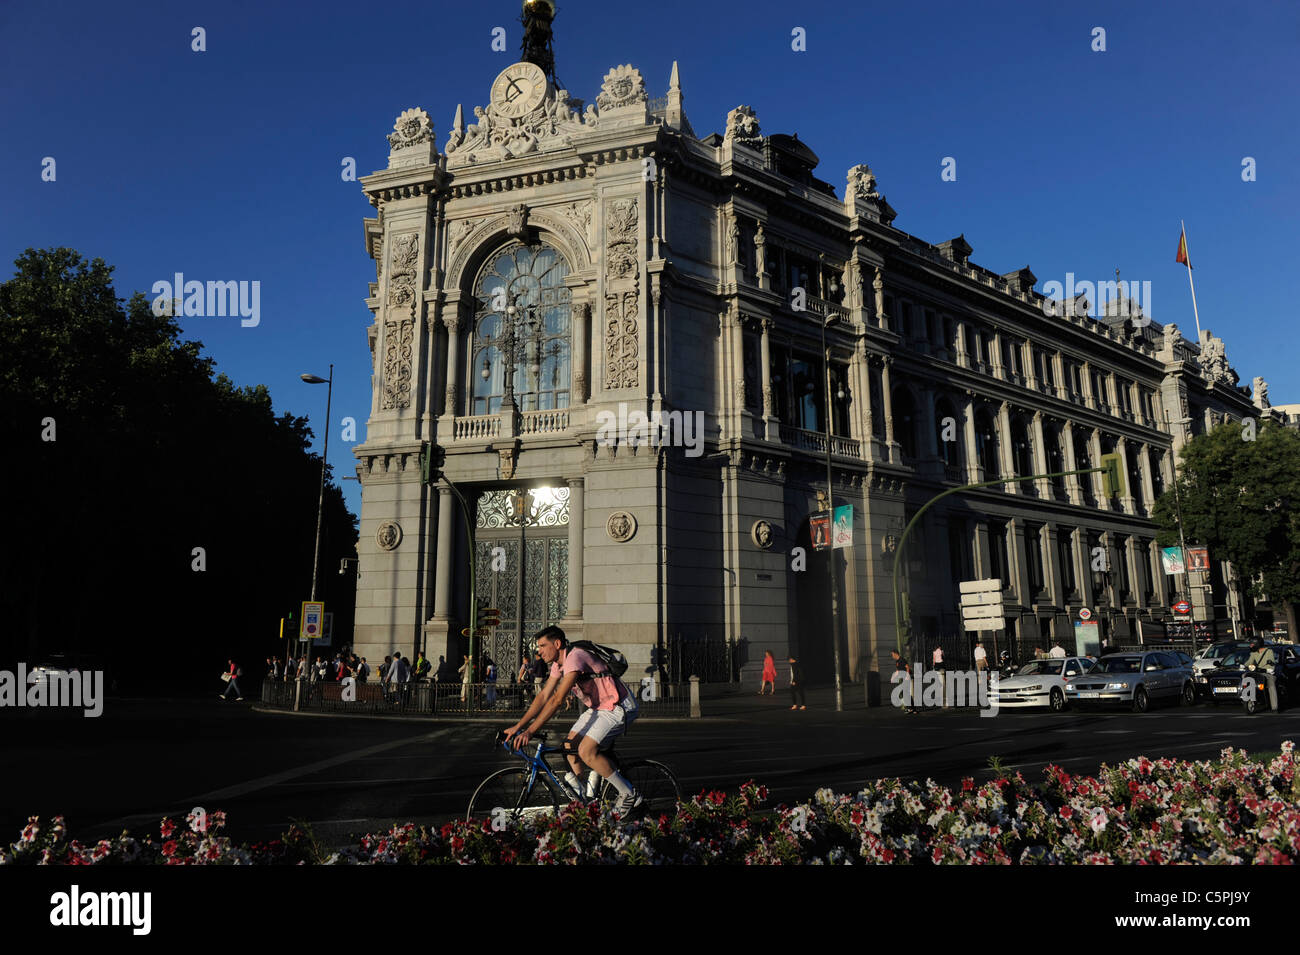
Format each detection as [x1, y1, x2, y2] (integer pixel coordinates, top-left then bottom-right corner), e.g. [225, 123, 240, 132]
[356, 657, 370, 683]
[759, 650, 777, 696]
[787, 656, 807, 710]
[890, 649, 915, 713]
[220, 659, 244, 701]
[973, 640, 987, 673]
[485, 656, 497, 706]
[1049, 641, 1066, 659]
[932, 642, 947, 708]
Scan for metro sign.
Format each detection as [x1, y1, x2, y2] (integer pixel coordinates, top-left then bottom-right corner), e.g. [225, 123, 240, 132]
[1173, 600, 1192, 615]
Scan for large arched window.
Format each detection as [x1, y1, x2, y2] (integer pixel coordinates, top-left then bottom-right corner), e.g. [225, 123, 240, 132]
[470, 242, 571, 415]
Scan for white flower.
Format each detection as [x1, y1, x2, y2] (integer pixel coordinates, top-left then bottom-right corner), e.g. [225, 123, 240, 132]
[1089, 808, 1108, 833]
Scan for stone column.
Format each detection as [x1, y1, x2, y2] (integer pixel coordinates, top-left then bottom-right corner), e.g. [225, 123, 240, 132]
[881, 357, 896, 462]
[1044, 523, 1065, 610]
[432, 486, 456, 618]
[1089, 429, 1108, 509]
[1138, 442, 1156, 516]
[1052, 351, 1067, 399]
[1103, 531, 1121, 610]
[1073, 529, 1091, 608]
[1116, 437, 1137, 514]
[573, 300, 590, 403]
[955, 320, 970, 368]
[920, 386, 939, 461]
[850, 343, 868, 446]
[991, 331, 1006, 380]
[566, 478, 584, 618]
[1081, 361, 1096, 410]
[997, 401, 1016, 493]
[1151, 540, 1170, 607]
[861, 353, 878, 460]
[1124, 535, 1141, 606]
[974, 521, 993, 579]
[730, 310, 748, 432]
[1010, 518, 1032, 607]
[963, 394, 981, 483]
[1061, 421, 1082, 505]
[1031, 411, 1050, 497]
[760, 318, 774, 423]
[442, 309, 464, 417]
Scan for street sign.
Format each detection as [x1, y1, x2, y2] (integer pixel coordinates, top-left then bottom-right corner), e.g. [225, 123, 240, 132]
[959, 579, 1003, 594]
[961, 614, 1005, 632]
[1173, 600, 1192, 615]
[1079, 608, 1092, 621]
[961, 591, 1003, 606]
[461, 627, 492, 637]
[961, 603, 1005, 622]
[300, 601, 324, 641]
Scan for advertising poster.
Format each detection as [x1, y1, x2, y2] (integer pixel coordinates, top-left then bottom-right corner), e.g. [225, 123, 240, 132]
[809, 514, 829, 551]
[832, 505, 853, 549]
[1187, 546, 1210, 572]
[1160, 546, 1185, 575]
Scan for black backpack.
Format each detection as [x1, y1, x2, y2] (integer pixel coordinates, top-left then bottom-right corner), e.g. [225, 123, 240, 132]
[568, 640, 629, 680]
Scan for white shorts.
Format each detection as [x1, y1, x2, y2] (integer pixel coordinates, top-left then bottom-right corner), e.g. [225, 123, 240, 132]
[568, 695, 639, 748]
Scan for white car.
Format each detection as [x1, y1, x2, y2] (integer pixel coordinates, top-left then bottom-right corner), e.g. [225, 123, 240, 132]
[988, 656, 1095, 711]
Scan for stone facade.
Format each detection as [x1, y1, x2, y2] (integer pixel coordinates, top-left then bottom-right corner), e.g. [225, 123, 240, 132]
[351, 58, 1278, 690]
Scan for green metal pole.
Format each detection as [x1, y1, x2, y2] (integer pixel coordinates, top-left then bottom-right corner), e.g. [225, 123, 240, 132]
[891, 466, 1108, 657]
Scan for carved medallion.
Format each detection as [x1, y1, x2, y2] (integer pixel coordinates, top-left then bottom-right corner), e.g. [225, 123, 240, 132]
[751, 520, 775, 550]
[387, 108, 434, 150]
[376, 521, 403, 551]
[606, 510, 637, 543]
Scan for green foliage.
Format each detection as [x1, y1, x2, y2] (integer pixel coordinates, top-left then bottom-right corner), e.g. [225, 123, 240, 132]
[1151, 420, 1300, 609]
[0, 248, 358, 685]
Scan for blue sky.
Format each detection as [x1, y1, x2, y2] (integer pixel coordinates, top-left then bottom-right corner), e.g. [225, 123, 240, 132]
[3, 0, 1296, 519]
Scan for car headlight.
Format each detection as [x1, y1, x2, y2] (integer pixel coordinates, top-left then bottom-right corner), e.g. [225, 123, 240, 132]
[1107, 682, 1128, 690]
[1019, 684, 1042, 692]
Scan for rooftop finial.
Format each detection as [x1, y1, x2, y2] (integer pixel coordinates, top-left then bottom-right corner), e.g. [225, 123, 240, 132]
[519, 0, 561, 88]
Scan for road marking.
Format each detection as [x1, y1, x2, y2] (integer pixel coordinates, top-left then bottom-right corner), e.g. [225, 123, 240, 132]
[185, 728, 455, 804]
[1095, 730, 1133, 735]
[1156, 731, 1192, 736]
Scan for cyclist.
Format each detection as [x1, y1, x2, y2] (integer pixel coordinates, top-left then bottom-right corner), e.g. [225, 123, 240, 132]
[504, 626, 642, 813]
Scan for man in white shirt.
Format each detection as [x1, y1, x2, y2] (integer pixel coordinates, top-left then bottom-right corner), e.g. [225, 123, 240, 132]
[1049, 642, 1067, 659]
[973, 641, 988, 672]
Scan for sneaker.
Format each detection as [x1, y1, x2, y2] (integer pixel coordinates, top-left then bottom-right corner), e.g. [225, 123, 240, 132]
[613, 789, 643, 815]
[236, 697, 244, 701]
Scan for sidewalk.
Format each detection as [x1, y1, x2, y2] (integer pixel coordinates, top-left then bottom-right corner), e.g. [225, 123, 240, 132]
[699, 682, 875, 719]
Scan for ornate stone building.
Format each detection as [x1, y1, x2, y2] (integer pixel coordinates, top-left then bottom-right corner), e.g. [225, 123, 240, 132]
[350, 54, 1275, 687]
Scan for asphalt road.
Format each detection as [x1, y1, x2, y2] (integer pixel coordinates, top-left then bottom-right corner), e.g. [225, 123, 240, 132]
[5, 686, 1300, 850]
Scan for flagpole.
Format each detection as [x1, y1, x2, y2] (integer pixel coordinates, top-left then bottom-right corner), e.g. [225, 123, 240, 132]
[1181, 219, 1203, 340]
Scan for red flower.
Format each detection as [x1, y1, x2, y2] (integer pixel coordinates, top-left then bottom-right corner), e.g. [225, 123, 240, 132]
[161, 840, 178, 857]
[961, 778, 975, 792]
[160, 819, 175, 839]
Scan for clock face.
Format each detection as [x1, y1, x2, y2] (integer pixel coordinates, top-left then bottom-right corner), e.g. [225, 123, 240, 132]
[491, 62, 547, 119]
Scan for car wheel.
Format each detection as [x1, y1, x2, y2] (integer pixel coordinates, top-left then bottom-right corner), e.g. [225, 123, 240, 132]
[1133, 686, 1150, 713]
[1181, 682, 1196, 706]
[1049, 687, 1066, 712]
[1244, 694, 1259, 715]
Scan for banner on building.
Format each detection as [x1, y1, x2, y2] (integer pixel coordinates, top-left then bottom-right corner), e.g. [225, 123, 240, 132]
[1160, 546, 1186, 575]
[809, 514, 830, 551]
[832, 505, 853, 550]
[1186, 546, 1210, 572]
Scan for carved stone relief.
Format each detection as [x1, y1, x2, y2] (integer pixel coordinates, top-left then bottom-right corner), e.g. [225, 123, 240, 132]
[603, 197, 640, 390]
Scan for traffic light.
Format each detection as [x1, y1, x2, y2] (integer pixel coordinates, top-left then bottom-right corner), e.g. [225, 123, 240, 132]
[1099, 453, 1125, 498]
[420, 442, 445, 485]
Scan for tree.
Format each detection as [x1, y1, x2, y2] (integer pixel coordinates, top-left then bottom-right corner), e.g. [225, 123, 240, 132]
[0, 249, 358, 689]
[1151, 419, 1300, 636]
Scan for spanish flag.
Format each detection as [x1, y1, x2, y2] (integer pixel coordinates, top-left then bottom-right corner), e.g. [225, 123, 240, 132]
[1175, 229, 1192, 269]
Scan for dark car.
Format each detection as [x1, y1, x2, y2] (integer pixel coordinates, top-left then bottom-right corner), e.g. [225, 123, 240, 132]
[1205, 642, 1300, 712]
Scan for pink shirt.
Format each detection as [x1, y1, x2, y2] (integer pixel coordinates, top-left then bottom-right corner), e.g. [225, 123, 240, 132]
[551, 647, 626, 711]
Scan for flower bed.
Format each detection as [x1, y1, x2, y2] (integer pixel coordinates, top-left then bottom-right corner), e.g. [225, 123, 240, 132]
[5, 746, 1299, 864]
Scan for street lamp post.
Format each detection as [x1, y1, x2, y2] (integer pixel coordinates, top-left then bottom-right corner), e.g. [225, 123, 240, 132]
[821, 314, 844, 712]
[296, 365, 333, 711]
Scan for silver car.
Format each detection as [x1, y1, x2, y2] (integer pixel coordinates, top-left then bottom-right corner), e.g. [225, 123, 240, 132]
[988, 656, 1095, 711]
[1063, 651, 1196, 712]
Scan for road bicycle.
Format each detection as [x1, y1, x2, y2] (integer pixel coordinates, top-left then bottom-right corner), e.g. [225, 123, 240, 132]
[466, 730, 681, 823]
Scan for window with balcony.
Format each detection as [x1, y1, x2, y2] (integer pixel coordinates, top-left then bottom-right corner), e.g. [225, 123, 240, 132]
[471, 242, 572, 415]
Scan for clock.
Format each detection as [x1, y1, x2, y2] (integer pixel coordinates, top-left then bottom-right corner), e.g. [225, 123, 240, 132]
[490, 62, 547, 119]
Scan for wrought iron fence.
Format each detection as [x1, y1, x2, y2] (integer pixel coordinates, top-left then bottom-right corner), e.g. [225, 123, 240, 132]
[665, 633, 738, 684]
[259, 678, 695, 718]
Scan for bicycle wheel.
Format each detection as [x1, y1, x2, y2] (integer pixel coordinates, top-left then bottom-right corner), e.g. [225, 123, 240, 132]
[466, 767, 562, 824]
[599, 760, 682, 818]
